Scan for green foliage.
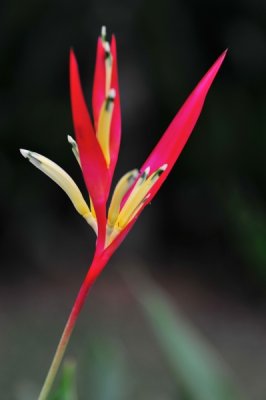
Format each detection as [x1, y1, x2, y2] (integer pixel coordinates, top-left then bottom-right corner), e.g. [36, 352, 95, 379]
[81, 337, 127, 400]
[132, 275, 242, 400]
[47, 275, 244, 400]
[50, 360, 78, 400]
[225, 187, 266, 279]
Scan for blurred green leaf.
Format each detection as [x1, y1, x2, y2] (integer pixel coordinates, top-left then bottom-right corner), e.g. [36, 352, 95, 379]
[50, 359, 78, 400]
[131, 274, 242, 400]
[82, 336, 127, 400]
[225, 187, 266, 279]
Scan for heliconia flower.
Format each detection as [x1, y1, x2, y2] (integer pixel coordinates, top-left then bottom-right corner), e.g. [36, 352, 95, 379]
[20, 27, 227, 400]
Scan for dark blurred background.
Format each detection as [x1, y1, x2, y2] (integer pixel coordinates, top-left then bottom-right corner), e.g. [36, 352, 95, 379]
[1, 0, 266, 399]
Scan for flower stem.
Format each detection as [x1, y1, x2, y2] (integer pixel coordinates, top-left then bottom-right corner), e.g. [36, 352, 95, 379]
[38, 254, 107, 400]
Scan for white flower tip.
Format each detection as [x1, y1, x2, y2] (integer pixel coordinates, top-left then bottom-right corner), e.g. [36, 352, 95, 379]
[160, 163, 168, 171]
[144, 166, 151, 176]
[20, 148, 30, 159]
[20, 148, 40, 167]
[108, 88, 116, 99]
[101, 26, 107, 39]
[127, 169, 139, 185]
[67, 135, 75, 145]
[103, 41, 110, 53]
[132, 169, 139, 178]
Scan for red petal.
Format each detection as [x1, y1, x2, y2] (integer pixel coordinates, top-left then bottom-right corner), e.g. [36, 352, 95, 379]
[121, 50, 227, 220]
[141, 50, 227, 201]
[70, 50, 108, 246]
[108, 35, 121, 178]
[92, 38, 106, 131]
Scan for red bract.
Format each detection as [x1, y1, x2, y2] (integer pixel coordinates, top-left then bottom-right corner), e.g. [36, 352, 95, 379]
[70, 38, 226, 264]
[108, 36, 121, 181]
[92, 35, 121, 182]
[137, 50, 227, 206]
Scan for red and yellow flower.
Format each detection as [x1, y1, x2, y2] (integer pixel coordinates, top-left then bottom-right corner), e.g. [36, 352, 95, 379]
[20, 27, 226, 400]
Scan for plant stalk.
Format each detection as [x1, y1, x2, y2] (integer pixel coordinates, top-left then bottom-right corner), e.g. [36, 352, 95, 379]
[38, 254, 107, 400]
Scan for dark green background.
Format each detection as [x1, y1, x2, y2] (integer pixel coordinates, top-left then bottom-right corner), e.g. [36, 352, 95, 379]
[1, 0, 266, 286]
[1, 0, 266, 398]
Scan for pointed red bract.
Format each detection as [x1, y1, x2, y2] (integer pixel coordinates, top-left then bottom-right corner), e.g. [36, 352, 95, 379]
[141, 51, 227, 177]
[92, 38, 106, 131]
[140, 51, 226, 203]
[108, 36, 121, 180]
[70, 50, 108, 248]
[119, 50, 227, 237]
[91, 36, 121, 197]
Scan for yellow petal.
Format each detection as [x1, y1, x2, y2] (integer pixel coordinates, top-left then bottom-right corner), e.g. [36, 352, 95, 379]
[20, 149, 97, 233]
[96, 89, 116, 166]
[115, 164, 167, 229]
[108, 169, 139, 227]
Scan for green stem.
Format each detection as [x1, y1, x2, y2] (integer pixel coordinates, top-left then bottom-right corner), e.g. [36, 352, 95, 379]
[38, 311, 75, 400]
[38, 253, 107, 400]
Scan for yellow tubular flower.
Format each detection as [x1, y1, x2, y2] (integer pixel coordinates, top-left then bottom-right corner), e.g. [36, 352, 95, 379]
[66, 136, 96, 219]
[96, 89, 116, 167]
[107, 169, 139, 227]
[114, 164, 168, 230]
[20, 149, 97, 233]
